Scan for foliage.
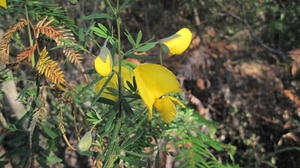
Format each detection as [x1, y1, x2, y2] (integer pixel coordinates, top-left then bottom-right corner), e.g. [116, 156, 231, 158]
[8, 0, 300, 168]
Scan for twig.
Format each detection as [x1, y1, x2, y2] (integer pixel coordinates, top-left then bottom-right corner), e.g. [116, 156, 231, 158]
[224, 12, 286, 61]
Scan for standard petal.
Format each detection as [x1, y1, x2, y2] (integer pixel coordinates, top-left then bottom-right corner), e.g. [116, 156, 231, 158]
[113, 66, 134, 90]
[154, 96, 176, 123]
[133, 64, 182, 119]
[162, 28, 192, 55]
[95, 74, 118, 101]
[0, 0, 7, 8]
[94, 55, 112, 77]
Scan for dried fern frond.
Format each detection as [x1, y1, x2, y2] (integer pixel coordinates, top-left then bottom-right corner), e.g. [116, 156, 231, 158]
[34, 17, 82, 66]
[0, 18, 28, 64]
[2, 18, 28, 40]
[36, 47, 68, 90]
[58, 109, 76, 150]
[17, 43, 37, 62]
[0, 42, 10, 64]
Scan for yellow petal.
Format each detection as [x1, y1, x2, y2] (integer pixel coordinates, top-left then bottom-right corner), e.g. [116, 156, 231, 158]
[94, 47, 113, 76]
[133, 64, 182, 119]
[162, 28, 192, 55]
[167, 96, 186, 108]
[113, 66, 134, 90]
[0, 0, 7, 8]
[154, 96, 176, 123]
[95, 74, 118, 101]
[95, 66, 134, 101]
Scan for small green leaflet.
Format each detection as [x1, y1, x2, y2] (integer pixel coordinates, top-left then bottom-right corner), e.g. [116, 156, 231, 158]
[80, 13, 113, 20]
[47, 156, 62, 163]
[136, 42, 158, 52]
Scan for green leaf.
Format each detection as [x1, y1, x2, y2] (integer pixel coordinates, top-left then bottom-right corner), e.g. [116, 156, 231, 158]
[80, 13, 113, 20]
[124, 30, 136, 47]
[86, 112, 97, 119]
[136, 30, 142, 45]
[97, 97, 116, 105]
[122, 99, 134, 116]
[98, 23, 108, 33]
[46, 156, 62, 163]
[41, 125, 58, 139]
[104, 110, 117, 134]
[122, 133, 143, 149]
[125, 54, 156, 60]
[78, 28, 85, 42]
[119, 156, 147, 166]
[91, 72, 114, 106]
[126, 80, 136, 91]
[126, 150, 152, 158]
[122, 99, 133, 117]
[136, 42, 157, 52]
[91, 27, 108, 38]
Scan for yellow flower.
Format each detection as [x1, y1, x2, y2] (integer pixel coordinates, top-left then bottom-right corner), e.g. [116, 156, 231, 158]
[133, 63, 183, 123]
[161, 28, 192, 55]
[0, 0, 7, 8]
[95, 66, 133, 101]
[94, 46, 113, 76]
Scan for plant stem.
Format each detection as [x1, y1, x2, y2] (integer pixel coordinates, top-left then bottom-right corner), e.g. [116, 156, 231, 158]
[25, 1, 35, 66]
[104, 118, 122, 167]
[159, 47, 163, 65]
[116, 0, 123, 115]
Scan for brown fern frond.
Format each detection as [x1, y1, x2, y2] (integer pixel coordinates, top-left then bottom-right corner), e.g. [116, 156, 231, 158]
[0, 42, 9, 63]
[2, 18, 28, 40]
[0, 18, 28, 64]
[34, 17, 82, 65]
[63, 48, 82, 65]
[17, 43, 37, 62]
[36, 47, 68, 90]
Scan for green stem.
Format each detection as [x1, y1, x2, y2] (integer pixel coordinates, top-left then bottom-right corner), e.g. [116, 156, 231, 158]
[116, 0, 123, 115]
[25, 1, 35, 66]
[104, 118, 122, 168]
[159, 47, 163, 65]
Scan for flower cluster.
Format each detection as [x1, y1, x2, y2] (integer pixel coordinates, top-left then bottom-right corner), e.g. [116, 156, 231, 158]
[94, 28, 192, 123]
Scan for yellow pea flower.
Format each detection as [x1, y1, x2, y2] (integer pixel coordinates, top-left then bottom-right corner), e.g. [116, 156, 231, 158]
[133, 63, 183, 123]
[161, 28, 192, 55]
[94, 45, 113, 76]
[0, 0, 7, 8]
[95, 66, 134, 101]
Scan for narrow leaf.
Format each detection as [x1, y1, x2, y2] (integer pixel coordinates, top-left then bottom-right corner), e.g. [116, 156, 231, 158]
[119, 156, 147, 166]
[80, 13, 113, 20]
[124, 30, 136, 47]
[46, 156, 62, 163]
[136, 42, 157, 52]
[136, 30, 142, 45]
[125, 54, 156, 60]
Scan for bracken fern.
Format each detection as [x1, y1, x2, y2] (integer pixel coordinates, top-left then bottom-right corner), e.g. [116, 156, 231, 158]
[36, 47, 67, 90]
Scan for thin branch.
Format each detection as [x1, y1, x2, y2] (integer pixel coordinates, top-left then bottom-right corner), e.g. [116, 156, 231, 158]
[224, 12, 286, 61]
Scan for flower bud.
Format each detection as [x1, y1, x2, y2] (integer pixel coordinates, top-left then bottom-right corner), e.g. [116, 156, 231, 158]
[161, 28, 192, 55]
[78, 131, 92, 151]
[94, 46, 113, 76]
